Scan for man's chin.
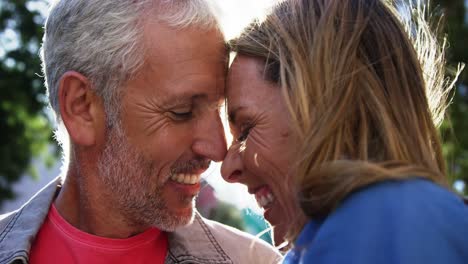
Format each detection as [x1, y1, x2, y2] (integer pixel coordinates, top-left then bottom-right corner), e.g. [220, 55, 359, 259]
[155, 206, 196, 232]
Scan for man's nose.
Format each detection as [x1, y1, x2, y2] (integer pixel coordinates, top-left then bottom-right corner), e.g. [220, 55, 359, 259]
[191, 111, 227, 162]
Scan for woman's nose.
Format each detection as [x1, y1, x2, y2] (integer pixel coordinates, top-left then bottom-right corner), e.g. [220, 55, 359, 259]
[220, 144, 243, 183]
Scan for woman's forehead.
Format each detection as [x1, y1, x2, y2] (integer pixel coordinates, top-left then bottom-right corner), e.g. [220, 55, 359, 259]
[226, 55, 282, 120]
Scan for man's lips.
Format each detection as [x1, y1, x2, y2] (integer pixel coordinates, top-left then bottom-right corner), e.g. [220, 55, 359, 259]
[167, 174, 202, 197]
[168, 163, 210, 185]
[170, 173, 202, 185]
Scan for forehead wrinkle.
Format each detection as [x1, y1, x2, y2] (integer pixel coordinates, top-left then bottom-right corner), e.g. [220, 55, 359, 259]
[141, 68, 221, 101]
[159, 92, 207, 106]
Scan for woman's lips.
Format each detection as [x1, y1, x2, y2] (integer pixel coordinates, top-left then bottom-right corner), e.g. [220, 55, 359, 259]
[253, 186, 276, 208]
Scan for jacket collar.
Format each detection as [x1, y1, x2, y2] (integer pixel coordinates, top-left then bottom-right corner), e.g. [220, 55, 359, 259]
[0, 177, 60, 264]
[165, 214, 232, 264]
[0, 177, 231, 264]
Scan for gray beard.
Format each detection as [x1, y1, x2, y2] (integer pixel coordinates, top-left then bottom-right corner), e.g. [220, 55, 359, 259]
[97, 122, 195, 231]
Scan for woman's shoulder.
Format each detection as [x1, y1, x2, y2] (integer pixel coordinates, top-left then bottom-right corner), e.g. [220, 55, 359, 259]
[327, 178, 468, 244]
[284, 178, 468, 264]
[341, 178, 466, 216]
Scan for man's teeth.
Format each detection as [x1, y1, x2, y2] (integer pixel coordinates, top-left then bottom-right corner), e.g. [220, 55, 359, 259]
[256, 192, 275, 208]
[170, 173, 201, 185]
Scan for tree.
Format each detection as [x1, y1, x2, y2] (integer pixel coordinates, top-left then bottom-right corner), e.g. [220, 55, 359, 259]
[433, 0, 468, 193]
[0, 0, 55, 208]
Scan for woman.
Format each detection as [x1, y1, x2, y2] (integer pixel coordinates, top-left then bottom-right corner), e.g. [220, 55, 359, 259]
[221, 0, 468, 262]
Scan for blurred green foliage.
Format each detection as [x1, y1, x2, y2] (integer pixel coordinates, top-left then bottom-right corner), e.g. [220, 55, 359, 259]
[208, 201, 246, 230]
[434, 0, 468, 193]
[0, 0, 55, 208]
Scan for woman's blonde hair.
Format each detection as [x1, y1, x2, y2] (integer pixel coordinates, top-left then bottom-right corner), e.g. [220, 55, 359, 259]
[229, 0, 462, 241]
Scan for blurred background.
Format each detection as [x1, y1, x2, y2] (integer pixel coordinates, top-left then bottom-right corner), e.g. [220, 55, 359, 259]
[0, 0, 467, 245]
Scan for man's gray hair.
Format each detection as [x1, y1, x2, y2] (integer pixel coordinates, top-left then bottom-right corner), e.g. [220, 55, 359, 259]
[41, 0, 220, 127]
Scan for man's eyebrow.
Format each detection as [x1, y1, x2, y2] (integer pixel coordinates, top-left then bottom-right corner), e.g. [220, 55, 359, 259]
[228, 106, 245, 124]
[163, 92, 208, 106]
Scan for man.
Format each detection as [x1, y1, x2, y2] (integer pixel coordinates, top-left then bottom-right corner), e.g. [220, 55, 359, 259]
[0, 0, 281, 263]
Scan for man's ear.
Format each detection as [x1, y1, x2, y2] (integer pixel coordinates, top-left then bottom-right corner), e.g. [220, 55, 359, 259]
[58, 71, 105, 147]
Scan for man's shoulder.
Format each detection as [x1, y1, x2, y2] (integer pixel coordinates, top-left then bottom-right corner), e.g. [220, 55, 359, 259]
[203, 217, 281, 257]
[200, 216, 266, 242]
[0, 176, 60, 233]
[0, 177, 60, 264]
[0, 210, 17, 222]
[167, 214, 282, 264]
[194, 216, 282, 263]
[0, 206, 41, 263]
[0, 210, 18, 235]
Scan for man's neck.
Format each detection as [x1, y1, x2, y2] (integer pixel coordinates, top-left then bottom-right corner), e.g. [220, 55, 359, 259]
[54, 165, 150, 239]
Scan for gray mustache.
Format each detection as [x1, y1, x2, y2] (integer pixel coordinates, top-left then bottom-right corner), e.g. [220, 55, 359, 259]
[171, 159, 211, 174]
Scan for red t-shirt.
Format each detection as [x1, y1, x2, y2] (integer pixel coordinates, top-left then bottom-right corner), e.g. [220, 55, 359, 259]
[29, 204, 168, 264]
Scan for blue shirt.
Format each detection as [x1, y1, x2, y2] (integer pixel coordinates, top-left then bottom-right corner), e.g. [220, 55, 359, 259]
[283, 178, 468, 264]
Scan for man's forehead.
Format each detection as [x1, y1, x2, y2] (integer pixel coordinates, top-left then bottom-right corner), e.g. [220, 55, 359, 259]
[156, 85, 225, 105]
[142, 20, 226, 56]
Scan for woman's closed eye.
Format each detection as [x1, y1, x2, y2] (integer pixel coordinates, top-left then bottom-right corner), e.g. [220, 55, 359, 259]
[237, 125, 252, 142]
